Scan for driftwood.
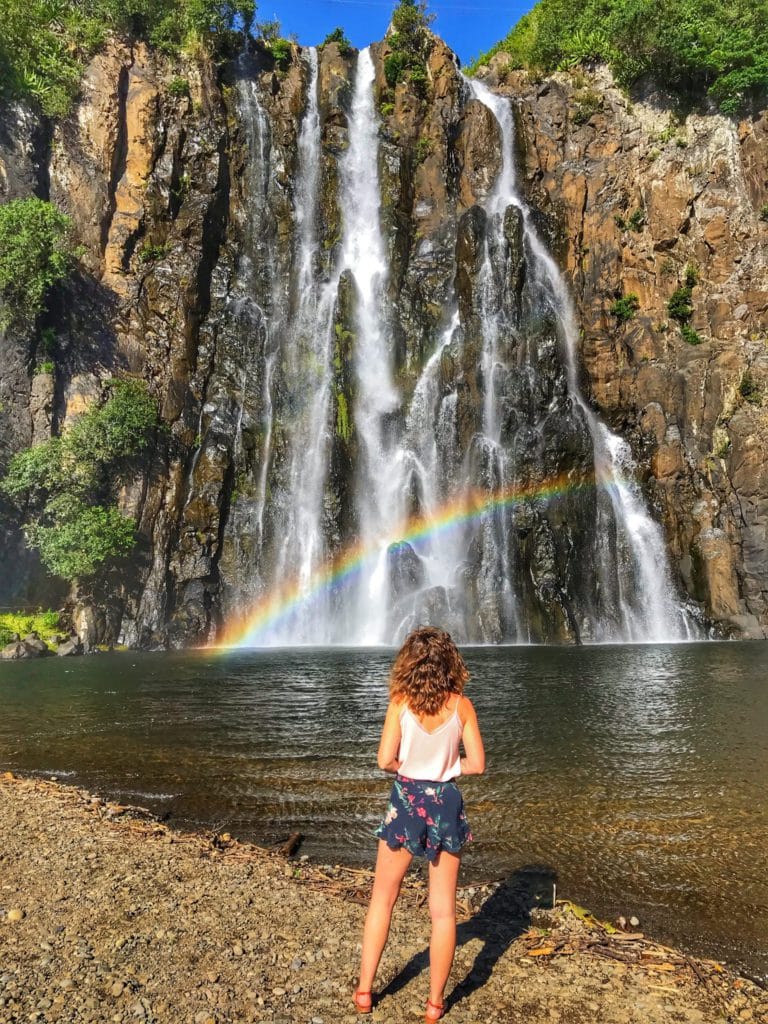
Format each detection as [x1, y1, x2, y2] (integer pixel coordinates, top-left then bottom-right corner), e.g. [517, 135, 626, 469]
[275, 832, 303, 857]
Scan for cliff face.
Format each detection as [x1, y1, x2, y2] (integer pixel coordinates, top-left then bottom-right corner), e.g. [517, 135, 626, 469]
[0, 35, 766, 646]
[478, 59, 768, 636]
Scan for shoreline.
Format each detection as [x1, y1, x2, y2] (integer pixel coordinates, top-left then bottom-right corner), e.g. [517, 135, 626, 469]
[2, 773, 766, 1024]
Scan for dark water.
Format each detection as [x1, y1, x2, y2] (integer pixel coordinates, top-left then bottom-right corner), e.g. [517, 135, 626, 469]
[1, 643, 767, 979]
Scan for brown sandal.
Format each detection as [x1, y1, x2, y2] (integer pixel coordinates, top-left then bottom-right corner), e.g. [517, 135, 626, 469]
[425, 998, 445, 1021]
[353, 990, 373, 1014]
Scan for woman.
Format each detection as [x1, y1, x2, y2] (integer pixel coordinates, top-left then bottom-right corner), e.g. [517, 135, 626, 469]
[354, 626, 486, 1021]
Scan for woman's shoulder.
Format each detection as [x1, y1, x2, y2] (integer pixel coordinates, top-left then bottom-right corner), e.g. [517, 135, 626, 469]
[457, 694, 476, 725]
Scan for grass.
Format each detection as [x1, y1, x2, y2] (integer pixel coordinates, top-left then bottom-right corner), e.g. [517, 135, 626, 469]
[0, 609, 61, 649]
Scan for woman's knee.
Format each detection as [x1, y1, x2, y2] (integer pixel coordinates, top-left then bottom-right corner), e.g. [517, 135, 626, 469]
[428, 894, 456, 923]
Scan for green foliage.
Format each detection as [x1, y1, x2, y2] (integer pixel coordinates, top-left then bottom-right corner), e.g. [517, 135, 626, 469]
[137, 242, 167, 264]
[268, 38, 292, 70]
[627, 208, 645, 231]
[383, 0, 433, 91]
[35, 360, 55, 375]
[384, 51, 408, 88]
[29, 501, 136, 579]
[335, 391, 351, 441]
[255, 18, 281, 41]
[0, 0, 255, 115]
[0, 198, 76, 329]
[610, 293, 640, 323]
[321, 27, 352, 56]
[168, 76, 190, 97]
[680, 323, 703, 345]
[468, 0, 768, 114]
[380, 100, 395, 116]
[415, 136, 433, 163]
[668, 285, 694, 323]
[1, 379, 157, 581]
[684, 262, 699, 287]
[760, 203, 768, 222]
[0, 609, 60, 648]
[739, 369, 762, 405]
[571, 87, 602, 124]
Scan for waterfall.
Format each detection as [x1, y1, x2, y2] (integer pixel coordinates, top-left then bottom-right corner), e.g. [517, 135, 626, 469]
[232, 48, 695, 647]
[465, 77, 692, 642]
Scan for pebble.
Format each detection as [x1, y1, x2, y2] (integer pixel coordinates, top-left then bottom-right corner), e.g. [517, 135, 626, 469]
[58, 978, 75, 991]
[272, 987, 286, 996]
[111, 982, 124, 997]
[7, 909, 25, 923]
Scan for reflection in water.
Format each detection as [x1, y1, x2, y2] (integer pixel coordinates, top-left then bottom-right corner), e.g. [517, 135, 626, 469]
[1, 643, 766, 979]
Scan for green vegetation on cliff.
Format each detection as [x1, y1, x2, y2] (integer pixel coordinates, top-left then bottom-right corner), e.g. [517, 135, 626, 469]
[0, 609, 60, 648]
[0, 0, 255, 116]
[384, 0, 434, 92]
[0, 199, 77, 329]
[1, 380, 158, 580]
[470, 0, 768, 113]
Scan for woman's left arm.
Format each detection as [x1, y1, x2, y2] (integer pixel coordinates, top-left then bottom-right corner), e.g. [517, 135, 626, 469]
[377, 700, 402, 773]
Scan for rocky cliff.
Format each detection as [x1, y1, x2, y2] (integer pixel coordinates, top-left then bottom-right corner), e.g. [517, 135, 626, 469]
[0, 32, 766, 646]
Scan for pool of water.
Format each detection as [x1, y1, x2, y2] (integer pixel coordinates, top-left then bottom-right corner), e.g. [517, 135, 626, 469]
[1, 642, 766, 979]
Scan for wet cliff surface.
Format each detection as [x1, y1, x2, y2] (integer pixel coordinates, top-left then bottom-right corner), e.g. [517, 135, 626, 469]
[0, 34, 765, 647]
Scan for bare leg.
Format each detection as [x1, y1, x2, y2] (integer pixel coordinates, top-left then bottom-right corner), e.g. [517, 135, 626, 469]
[357, 842, 413, 1002]
[427, 850, 461, 1011]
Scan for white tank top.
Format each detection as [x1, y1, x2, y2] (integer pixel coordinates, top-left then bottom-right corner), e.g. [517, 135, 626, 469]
[397, 698, 463, 782]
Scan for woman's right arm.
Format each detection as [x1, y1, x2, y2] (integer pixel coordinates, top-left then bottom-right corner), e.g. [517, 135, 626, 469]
[459, 698, 486, 776]
[377, 700, 403, 773]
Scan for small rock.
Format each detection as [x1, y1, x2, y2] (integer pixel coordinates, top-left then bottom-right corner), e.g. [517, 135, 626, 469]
[290, 957, 303, 970]
[110, 982, 124, 998]
[629, 915, 640, 928]
[232, 943, 244, 957]
[6, 908, 25, 923]
[272, 987, 286, 997]
[58, 979, 75, 991]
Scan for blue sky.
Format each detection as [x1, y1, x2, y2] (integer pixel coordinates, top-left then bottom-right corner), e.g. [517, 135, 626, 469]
[255, 1, 534, 66]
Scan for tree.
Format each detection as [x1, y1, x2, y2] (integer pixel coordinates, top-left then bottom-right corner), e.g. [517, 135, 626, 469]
[1, 379, 158, 581]
[0, 198, 77, 329]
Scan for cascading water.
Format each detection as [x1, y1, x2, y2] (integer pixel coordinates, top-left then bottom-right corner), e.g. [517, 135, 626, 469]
[465, 77, 692, 642]
[232, 46, 694, 647]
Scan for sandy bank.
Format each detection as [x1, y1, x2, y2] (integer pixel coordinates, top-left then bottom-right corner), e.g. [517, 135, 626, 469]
[0, 774, 766, 1024]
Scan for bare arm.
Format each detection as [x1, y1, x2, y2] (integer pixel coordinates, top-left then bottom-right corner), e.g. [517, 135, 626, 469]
[377, 700, 403, 773]
[459, 698, 485, 776]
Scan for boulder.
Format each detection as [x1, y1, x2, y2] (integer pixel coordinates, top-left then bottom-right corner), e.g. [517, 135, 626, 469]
[56, 637, 84, 657]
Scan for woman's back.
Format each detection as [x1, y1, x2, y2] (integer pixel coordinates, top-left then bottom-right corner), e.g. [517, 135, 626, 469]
[397, 696, 463, 783]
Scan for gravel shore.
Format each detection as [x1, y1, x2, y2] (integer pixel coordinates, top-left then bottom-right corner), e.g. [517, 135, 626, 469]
[1, 774, 766, 1024]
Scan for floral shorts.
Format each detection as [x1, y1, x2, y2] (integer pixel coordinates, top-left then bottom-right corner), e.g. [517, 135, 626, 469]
[374, 775, 473, 862]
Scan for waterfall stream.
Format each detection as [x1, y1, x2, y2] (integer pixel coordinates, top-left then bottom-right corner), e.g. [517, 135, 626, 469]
[231, 48, 694, 647]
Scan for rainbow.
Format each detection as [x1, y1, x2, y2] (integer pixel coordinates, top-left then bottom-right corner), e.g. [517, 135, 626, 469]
[216, 470, 599, 648]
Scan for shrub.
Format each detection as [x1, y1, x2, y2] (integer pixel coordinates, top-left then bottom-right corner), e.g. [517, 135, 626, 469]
[384, 51, 408, 88]
[1, 379, 157, 581]
[468, 0, 768, 115]
[415, 137, 433, 164]
[384, 0, 434, 91]
[0, 609, 60, 648]
[610, 293, 640, 323]
[0, 198, 77, 328]
[138, 242, 167, 264]
[739, 369, 762, 405]
[35, 360, 55, 375]
[168, 76, 190, 97]
[572, 87, 602, 124]
[684, 263, 699, 287]
[321, 27, 352, 56]
[0, 1, 255, 115]
[268, 38, 292, 70]
[668, 285, 693, 323]
[627, 208, 645, 232]
[760, 203, 768, 222]
[680, 324, 702, 345]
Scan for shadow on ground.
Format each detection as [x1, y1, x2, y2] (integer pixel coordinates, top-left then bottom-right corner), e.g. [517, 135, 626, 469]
[379, 862, 558, 1010]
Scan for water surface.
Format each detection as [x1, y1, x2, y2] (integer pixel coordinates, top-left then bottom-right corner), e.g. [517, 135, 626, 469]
[1, 642, 766, 979]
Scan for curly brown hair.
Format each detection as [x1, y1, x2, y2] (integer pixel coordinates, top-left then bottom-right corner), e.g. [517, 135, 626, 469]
[389, 626, 469, 716]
